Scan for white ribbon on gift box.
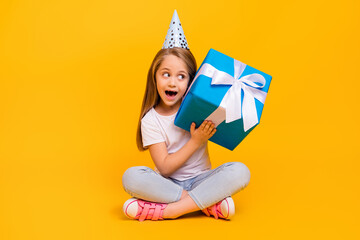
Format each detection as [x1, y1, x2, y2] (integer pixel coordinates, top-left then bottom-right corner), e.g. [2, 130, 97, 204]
[192, 59, 268, 132]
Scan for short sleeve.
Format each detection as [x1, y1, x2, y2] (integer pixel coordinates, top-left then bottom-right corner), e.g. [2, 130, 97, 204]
[141, 112, 165, 148]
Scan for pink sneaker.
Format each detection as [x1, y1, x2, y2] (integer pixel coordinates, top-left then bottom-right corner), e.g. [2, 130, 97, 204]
[202, 197, 235, 219]
[123, 198, 167, 221]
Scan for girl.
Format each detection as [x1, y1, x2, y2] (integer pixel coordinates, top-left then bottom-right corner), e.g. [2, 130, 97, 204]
[122, 11, 250, 222]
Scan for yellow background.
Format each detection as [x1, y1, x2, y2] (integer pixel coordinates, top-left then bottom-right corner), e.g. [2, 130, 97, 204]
[1, 0, 359, 239]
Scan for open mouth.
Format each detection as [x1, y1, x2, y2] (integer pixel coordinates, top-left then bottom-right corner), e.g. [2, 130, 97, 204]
[165, 90, 178, 97]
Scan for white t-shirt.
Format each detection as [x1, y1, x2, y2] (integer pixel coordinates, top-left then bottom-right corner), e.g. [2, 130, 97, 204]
[141, 108, 211, 181]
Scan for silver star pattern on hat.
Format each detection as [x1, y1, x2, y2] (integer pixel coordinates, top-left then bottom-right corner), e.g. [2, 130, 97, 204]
[162, 10, 189, 50]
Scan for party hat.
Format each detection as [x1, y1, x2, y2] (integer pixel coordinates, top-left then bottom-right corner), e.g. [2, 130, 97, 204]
[162, 10, 189, 49]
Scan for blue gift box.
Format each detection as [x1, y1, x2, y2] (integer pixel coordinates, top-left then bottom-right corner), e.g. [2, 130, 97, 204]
[174, 49, 272, 150]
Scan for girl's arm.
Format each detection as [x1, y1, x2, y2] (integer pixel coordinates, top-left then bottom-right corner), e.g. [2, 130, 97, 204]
[148, 120, 216, 178]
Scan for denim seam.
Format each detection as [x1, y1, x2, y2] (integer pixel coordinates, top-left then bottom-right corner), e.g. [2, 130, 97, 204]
[188, 191, 205, 210]
[174, 186, 183, 202]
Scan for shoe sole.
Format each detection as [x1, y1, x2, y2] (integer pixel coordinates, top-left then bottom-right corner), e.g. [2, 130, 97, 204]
[123, 198, 138, 219]
[222, 197, 235, 219]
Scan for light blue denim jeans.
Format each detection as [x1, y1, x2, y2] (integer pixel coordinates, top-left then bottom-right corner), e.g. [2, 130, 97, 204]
[122, 162, 250, 209]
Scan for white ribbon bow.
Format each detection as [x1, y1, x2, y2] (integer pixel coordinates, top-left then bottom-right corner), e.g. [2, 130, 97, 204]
[193, 59, 267, 132]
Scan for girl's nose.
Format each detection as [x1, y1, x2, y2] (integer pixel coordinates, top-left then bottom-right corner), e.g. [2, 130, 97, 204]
[168, 77, 176, 86]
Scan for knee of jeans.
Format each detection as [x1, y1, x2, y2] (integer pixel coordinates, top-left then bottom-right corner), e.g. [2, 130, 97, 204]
[229, 162, 251, 188]
[122, 166, 150, 190]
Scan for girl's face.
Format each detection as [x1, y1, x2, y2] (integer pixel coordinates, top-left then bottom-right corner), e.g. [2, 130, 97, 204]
[156, 54, 190, 111]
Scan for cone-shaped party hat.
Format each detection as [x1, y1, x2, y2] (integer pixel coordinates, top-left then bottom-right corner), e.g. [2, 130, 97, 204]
[162, 10, 189, 49]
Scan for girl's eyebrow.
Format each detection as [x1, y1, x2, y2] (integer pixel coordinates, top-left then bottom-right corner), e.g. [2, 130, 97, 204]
[159, 68, 187, 74]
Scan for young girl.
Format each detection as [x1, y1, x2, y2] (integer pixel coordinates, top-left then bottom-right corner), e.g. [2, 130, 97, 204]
[122, 11, 250, 221]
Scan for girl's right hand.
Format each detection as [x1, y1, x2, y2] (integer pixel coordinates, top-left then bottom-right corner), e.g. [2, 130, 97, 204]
[190, 120, 217, 146]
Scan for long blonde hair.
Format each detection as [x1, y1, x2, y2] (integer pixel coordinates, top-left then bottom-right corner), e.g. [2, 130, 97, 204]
[136, 47, 197, 151]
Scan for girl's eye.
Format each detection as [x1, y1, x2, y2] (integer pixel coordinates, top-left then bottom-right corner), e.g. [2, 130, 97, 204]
[163, 73, 170, 77]
[178, 74, 185, 80]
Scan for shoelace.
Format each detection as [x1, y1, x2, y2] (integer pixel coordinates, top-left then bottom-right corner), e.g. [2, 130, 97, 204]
[137, 201, 166, 221]
[202, 202, 225, 219]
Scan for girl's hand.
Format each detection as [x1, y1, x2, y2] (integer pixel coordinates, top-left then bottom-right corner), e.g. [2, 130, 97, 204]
[190, 120, 217, 146]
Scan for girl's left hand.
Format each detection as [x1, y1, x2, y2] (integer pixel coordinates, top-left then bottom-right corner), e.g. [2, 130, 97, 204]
[190, 120, 216, 146]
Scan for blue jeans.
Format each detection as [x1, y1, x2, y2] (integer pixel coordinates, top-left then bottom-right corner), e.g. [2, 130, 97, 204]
[122, 162, 250, 209]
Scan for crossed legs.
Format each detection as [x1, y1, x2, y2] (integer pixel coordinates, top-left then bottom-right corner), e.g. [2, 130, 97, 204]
[122, 162, 250, 219]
